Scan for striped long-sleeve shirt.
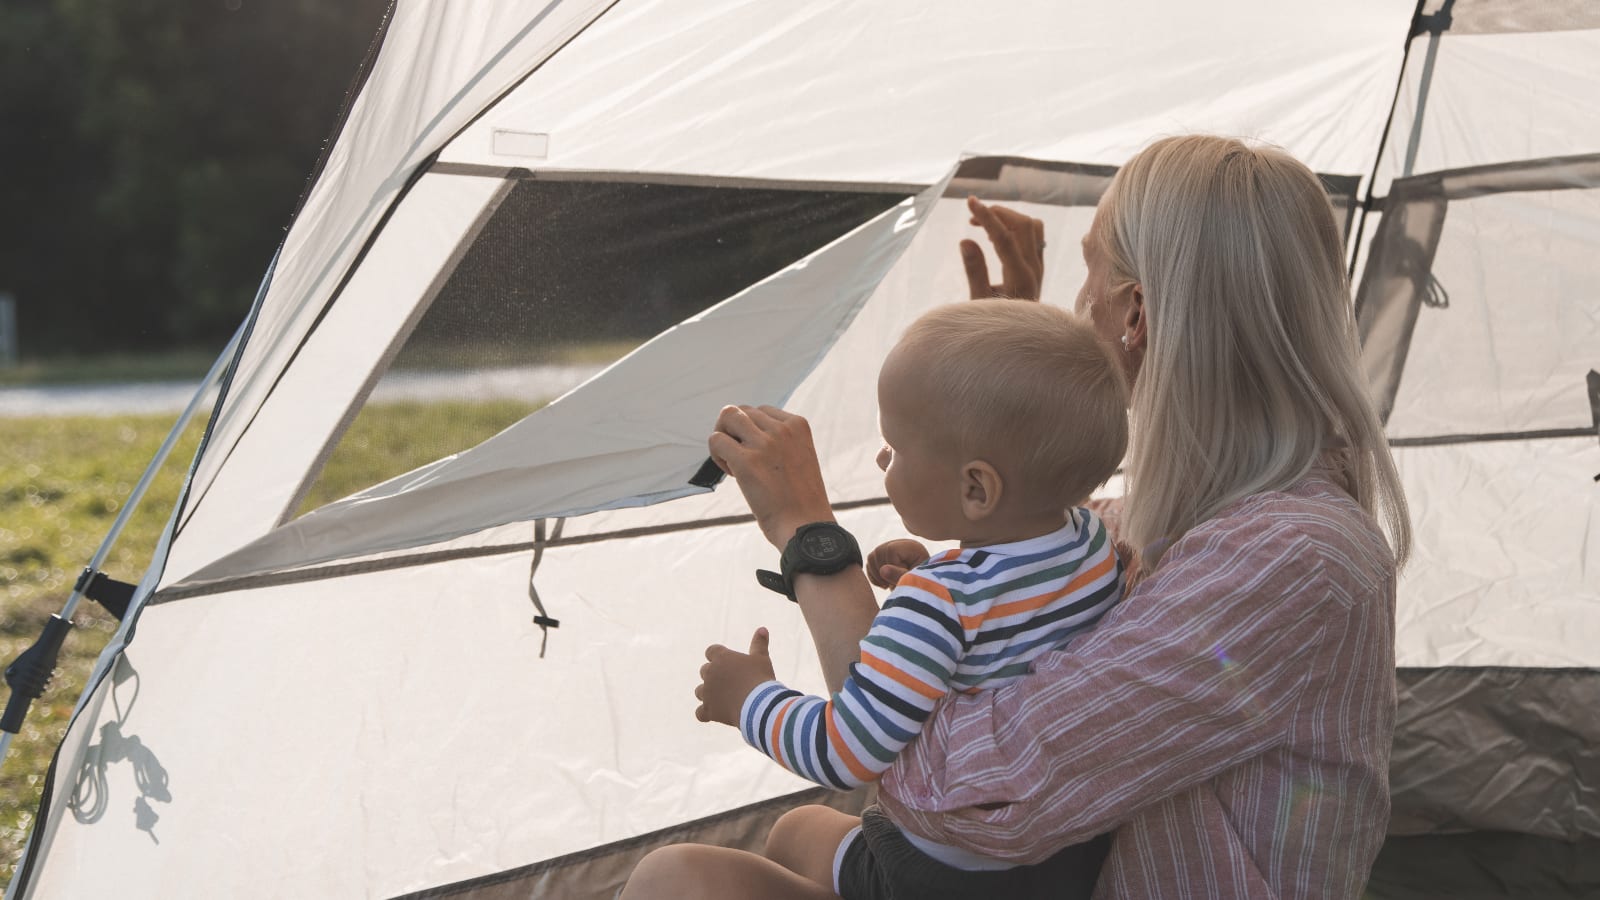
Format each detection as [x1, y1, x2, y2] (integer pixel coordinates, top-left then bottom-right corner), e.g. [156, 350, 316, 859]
[879, 467, 1398, 899]
[739, 509, 1121, 791]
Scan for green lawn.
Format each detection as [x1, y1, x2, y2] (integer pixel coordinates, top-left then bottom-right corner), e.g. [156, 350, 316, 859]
[0, 397, 541, 882]
[0, 412, 198, 880]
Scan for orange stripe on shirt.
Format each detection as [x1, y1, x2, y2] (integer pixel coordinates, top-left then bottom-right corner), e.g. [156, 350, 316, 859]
[861, 649, 947, 700]
[897, 572, 954, 604]
[985, 552, 1117, 622]
[768, 699, 795, 773]
[824, 700, 877, 783]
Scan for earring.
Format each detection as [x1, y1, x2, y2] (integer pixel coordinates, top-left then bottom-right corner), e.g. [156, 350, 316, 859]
[1120, 335, 1129, 349]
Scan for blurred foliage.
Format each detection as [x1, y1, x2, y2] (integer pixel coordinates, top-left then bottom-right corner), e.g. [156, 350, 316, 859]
[0, 349, 218, 387]
[0, 0, 390, 354]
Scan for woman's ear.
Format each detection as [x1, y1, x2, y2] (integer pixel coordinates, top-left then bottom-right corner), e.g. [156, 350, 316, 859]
[960, 460, 1004, 521]
[1123, 284, 1148, 352]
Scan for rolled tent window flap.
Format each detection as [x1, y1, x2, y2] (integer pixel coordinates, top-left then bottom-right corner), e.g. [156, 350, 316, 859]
[1354, 182, 1450, 426]
[1589, 370, 1600, 481]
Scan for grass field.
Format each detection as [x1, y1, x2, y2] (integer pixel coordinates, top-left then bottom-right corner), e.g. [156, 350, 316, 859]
[0, 397, 540, 882]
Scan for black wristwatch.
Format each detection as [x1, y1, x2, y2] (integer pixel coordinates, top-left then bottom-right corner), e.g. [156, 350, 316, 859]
[756, 522, 863, 602]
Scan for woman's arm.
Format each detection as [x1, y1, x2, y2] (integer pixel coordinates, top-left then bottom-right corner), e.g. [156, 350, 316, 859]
[708, 404, 880, 693]
[880, 512, 1351, 861]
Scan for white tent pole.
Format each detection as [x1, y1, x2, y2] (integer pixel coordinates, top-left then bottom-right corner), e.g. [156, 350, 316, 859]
[0, 322, 244, 768]
[66, 323, 243, 621]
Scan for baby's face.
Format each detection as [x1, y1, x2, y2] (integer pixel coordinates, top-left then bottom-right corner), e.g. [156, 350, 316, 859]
[876, 348, 967, 542]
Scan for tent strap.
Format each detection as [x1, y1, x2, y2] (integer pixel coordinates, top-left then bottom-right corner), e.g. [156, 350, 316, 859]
[527, 518, 565, 658]
[1588, 370, 1600, 482]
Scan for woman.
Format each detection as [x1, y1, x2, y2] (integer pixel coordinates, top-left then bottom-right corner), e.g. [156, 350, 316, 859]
[628, 134, 1408, 899]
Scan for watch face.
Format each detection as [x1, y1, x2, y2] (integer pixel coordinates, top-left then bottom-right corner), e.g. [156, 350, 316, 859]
[799, 527, 849, 563]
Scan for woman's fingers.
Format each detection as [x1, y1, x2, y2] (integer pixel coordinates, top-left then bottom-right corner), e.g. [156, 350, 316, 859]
[960, 238, 992, 300]
[713, 404, 761, 443]
[970, 197, 1022, 264]
[963, 196, 1045, 300]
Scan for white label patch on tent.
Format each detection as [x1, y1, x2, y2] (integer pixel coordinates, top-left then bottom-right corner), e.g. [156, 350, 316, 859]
[492, 129, 550, 158]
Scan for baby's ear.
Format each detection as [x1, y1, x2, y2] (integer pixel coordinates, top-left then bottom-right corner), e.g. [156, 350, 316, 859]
[960, 460, 1003, 521]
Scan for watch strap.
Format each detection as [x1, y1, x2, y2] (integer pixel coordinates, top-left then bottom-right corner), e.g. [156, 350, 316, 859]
[756, 522, 861, 601]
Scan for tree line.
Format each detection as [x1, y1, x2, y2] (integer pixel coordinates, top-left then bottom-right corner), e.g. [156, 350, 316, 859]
[0, 0, 390, 355]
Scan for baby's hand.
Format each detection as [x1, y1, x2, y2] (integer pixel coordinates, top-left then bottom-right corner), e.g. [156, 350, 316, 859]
[695, 628, 775, 728]
[866, 539, 931, 588]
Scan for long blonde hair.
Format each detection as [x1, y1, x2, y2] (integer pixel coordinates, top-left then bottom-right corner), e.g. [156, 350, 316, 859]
[1099, 135, 1410, 567]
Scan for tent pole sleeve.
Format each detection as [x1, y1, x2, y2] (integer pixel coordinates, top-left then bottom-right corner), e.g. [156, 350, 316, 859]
[57, 323, 244, 623]
[1401, 0, 1454, 178]
[1401, 32, 1442, 178]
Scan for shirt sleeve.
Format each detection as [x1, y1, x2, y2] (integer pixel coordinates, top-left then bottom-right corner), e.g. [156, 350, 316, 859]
[878, 514, 1352, 861]
[738, 568, 968, 790]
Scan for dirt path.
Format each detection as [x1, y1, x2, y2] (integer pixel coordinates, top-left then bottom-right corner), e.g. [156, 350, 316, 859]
[0, 363, 609, 418]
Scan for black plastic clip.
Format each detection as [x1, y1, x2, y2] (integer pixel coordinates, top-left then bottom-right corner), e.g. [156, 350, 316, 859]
[3, 615, 73, 734]
[1410, 0, 1455, 39]
[75, 568, 137, 621]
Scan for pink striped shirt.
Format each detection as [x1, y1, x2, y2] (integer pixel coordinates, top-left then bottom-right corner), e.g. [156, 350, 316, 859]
[878, 468, 1397, 899]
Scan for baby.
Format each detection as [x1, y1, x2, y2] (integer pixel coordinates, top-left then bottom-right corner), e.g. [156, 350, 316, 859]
[644, 301, 1130, 900]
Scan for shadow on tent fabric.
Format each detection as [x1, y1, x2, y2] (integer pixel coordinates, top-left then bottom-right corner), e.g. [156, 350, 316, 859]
[65, 657, 170, 845]
[1365, 832, 1600, 900]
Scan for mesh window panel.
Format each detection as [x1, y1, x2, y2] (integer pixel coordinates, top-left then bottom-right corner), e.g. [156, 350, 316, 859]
[1380, 186, 1600, 439]
[294, 180, 902, 516]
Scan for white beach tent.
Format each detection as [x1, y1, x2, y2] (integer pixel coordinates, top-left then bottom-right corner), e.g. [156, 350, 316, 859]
[4, 0, 1598, 897]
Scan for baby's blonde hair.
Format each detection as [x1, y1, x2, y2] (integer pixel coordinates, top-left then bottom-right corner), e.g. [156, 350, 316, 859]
[893, 302, 1128, 510]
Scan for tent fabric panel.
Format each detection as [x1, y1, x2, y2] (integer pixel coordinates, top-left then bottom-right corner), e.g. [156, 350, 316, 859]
[1388, 184, 1600, 437]
[1390, 666, 1600, 840]
[440, 0, 1410, 181]
[1356, 184, 1448, 425]
[1375, 28, 1600, 191]
[174, 175, 946, 587]
[21, 504, 908, 899]
[401, 788, 871, 899]
[186, 0, 617, 526]
[163, 173, 509, 585]
[5, 654, 120, 900]
[1392, 437, 1600, 670]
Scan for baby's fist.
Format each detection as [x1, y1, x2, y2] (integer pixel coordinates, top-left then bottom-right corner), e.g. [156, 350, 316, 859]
[866, 539, 931, 588]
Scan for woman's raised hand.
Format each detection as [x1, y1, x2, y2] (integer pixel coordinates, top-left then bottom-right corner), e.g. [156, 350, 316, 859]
[960, 196, 1046, 301]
